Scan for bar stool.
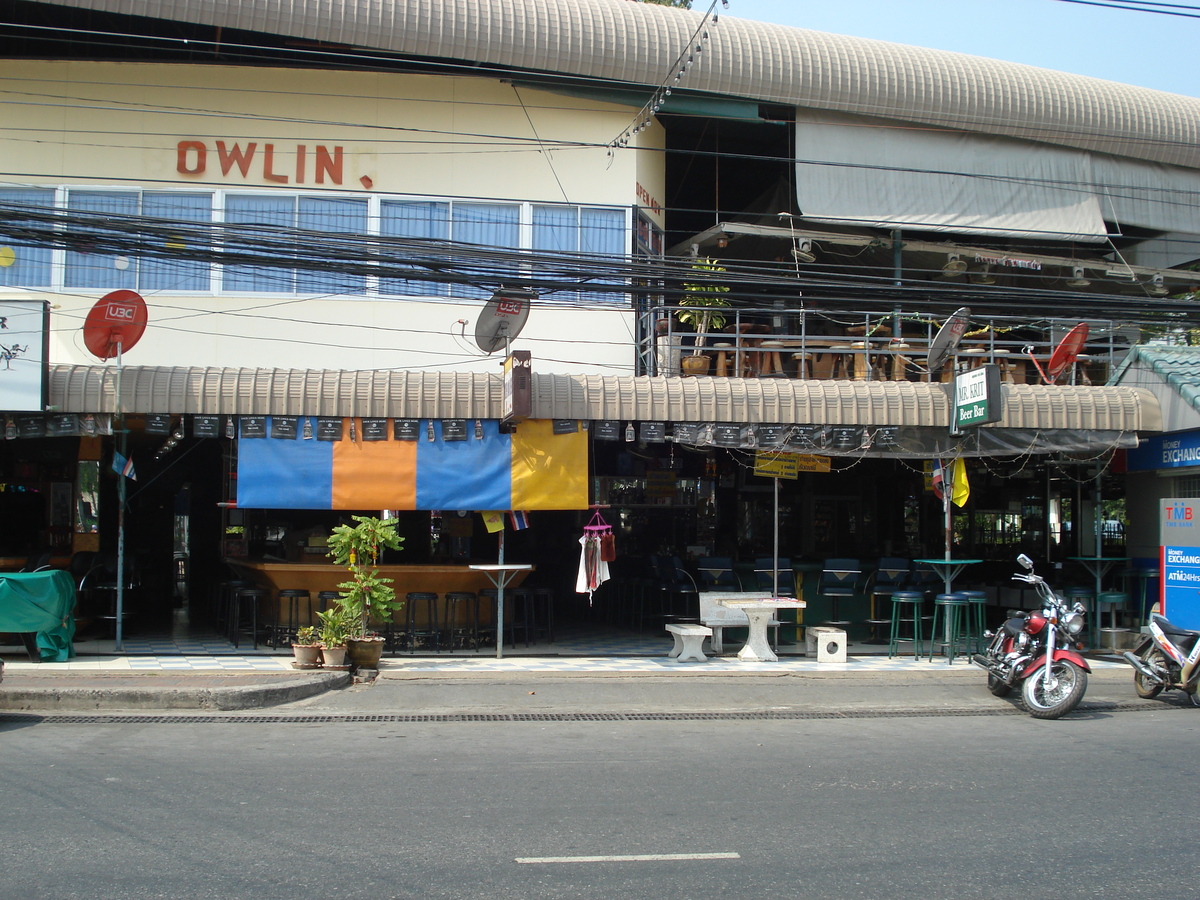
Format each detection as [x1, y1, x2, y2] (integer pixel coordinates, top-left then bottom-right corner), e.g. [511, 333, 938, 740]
[888, 591, 925, 658]
[531, 587, 556, 644]
[928, 592, 969, 664]
[231, 586, 269, 649]
[711, 342, 735, 377]
[756, 340, 786, 377]
[1097, 591, 1130, 650]
[959, 590, 988, 653]
[443, 591, 479, 650]
[273, 589, 312, 648]
[214, 578, 252, 637]
[1121, 567, 1157, 630]
[405, 591, 440, 653]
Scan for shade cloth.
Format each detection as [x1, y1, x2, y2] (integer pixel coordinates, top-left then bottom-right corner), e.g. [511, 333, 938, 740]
[236, 417, 588, 511]
[0, 570, 77, 661]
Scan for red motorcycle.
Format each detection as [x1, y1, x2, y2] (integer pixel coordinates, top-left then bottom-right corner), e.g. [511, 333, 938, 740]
[971, 554, 1091, 719]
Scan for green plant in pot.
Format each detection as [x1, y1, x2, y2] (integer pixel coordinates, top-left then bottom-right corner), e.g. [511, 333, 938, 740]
[292, 624, 322, 668]
[326, 515, 404, 669]
[675, 257, 731, 376]
[315, 606, 352, 668]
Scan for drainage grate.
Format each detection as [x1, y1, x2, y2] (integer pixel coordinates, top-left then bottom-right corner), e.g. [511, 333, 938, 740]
[0, 701, 1184, 726]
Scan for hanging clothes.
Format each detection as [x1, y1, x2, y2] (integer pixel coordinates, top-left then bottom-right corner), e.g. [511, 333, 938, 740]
[575, 510, 612, 605]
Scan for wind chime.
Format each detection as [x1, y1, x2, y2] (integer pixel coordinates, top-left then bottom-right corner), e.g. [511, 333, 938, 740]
[576, 508, 616, 604]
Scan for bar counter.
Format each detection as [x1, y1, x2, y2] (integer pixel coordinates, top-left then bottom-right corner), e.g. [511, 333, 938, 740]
[227, 559, 530, 599]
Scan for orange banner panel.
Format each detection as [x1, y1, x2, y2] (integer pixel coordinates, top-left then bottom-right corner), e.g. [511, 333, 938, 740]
[331, 421, 417, 509]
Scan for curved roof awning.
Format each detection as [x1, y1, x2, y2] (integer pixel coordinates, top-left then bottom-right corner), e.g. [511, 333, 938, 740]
[48, 365, 1161, 434]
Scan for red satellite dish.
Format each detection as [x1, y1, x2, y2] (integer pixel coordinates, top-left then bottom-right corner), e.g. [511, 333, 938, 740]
[83, 290, 148, 360]
[1044, 322, 1089, 384]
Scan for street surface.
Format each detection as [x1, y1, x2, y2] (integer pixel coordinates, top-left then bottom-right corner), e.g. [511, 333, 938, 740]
[3, 676, 1197, 899]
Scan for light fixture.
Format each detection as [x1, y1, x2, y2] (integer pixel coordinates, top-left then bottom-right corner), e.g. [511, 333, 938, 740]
[791, 239, 815, 263]
[1149, 274, 1170, 296]
[1066, 266, 1091, 288]
[716, 236, 728, 249]
[970, 266, 995, 285]
[941, 254, 968, 277]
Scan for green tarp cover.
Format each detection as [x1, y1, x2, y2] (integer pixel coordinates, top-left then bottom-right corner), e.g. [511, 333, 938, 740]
[0, 570, 76, 661]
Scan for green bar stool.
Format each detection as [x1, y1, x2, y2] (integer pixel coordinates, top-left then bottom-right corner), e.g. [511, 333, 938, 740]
[888, 590, 925, 658]
[959, 590, 988, 654]
[928, 592, 969, 664]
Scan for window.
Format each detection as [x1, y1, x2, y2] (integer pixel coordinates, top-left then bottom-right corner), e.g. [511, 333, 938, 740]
[140, 193, 213, 292]
[449, 202, 520, 300]
[222, 195, 296, 293]
[379, 200, 449, 296]
[534, 205, 626, 302]
[64, 191, 139, 290]
[0, 188, 54, 287]
[296, 196, 368, 295]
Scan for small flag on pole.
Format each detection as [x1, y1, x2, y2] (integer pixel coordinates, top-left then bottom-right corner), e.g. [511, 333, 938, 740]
[931, 459, 945, 501]
[951, 457, 970, 508]
[509, 510, 530, 531]
[481, 511, 504, 534]
[111, 450, 137, 481]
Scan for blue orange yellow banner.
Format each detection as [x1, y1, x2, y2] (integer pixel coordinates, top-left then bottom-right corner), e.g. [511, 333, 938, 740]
[236, 418, 588, 511]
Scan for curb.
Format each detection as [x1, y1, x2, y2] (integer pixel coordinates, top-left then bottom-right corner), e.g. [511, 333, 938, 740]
[0, 671, 352, 711]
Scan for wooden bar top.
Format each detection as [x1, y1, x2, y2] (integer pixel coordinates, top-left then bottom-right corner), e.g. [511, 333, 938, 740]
[227, 560, 530, 597]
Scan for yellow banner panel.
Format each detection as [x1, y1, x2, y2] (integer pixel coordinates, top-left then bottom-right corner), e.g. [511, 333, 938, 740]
[511, 419, 589, 511]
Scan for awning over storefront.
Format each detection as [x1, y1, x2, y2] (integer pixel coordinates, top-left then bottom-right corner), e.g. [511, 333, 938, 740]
[48, 365, 1162, 434]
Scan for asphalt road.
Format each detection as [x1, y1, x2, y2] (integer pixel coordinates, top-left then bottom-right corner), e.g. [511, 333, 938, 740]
[3, 699, 1197, 900]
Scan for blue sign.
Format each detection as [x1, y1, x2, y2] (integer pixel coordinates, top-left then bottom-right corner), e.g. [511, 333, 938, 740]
[1128, 430, 1200, 471]
[1163, 545, 1200, 630]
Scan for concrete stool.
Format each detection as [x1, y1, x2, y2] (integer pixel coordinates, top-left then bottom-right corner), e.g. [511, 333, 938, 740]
[888, 591, 925, 658]
[712, 342, 735, 377]
[666, 623, 713, 663]
[928, 593, 969, 664]
[756, 340, 787, 376]
[959, 590, 988, 654]
[1097, 591, 1130, 650]
[806, 626, 847, 663]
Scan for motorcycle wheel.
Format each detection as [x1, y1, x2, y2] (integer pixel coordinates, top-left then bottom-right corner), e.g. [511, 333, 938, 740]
[1133, 647, 1167, 700]
[987, 673, 1012, 697]
[1021, 659, 1088, 719]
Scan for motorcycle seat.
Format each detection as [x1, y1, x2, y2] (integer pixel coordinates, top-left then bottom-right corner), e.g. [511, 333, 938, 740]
[1151, 613, 1198, 638]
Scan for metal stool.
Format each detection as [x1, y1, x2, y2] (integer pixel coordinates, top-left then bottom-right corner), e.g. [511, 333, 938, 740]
[1097, 591, 1130, 650]
[531, 587, 555, 644]
[405, 592, 440, 652]
[443, 591, 479, 650]
[214, 579, 252, 637]
[959, 590, 988, 654]
[273, 589, 312, 648]
[231, 587, 269, 649]
[888, 591, 925, 658]
[928, 593, 969, 664]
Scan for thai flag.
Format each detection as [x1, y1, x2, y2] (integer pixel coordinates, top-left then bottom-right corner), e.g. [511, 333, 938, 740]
[509, 510, 530, 530]
[112, 450, 137, 481]
[931, 459, 944, 501]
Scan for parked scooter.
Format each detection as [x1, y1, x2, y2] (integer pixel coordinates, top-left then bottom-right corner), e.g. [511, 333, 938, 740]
[1122, 613, 1200, 706]
[971, 554, 1091, 719]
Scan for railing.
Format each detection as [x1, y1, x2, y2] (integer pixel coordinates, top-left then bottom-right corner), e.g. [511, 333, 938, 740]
[640, 306, 1135, 384]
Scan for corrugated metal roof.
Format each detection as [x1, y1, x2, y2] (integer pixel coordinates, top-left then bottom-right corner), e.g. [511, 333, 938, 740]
[1112, 345, 1200, 416]
[35, 0, 1200, 170]
[47, 365, 1162, 432]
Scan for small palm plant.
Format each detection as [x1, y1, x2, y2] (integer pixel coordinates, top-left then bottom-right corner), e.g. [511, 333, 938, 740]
[326, 515, 404, 638]
[675, 257, 731, 355]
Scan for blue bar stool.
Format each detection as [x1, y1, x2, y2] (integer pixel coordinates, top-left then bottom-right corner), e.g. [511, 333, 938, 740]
[928, 592, 969, 664]
[888, 590, 925, 658]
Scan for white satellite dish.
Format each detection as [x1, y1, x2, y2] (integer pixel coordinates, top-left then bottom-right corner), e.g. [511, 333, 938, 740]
[926, 306, 971, 375]
[474, 289, 533, 354]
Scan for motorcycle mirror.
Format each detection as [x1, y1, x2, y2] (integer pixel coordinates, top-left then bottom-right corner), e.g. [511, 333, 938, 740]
[1017, 553, 1034, 571]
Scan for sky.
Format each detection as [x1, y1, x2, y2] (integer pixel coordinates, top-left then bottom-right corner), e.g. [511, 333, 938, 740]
[724, 0, 1199, 98]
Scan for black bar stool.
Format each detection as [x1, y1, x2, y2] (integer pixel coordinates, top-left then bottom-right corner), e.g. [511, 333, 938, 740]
[443, 591, 479, 650]
[273, 589, 312, 648]
[405, 591, 440, 652]
[231, 587, 269, 649]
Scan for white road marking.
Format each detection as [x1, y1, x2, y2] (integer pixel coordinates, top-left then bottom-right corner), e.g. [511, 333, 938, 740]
[515, 852, 740, 864]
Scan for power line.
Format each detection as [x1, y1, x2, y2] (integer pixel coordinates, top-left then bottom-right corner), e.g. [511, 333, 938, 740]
[1052, 0, 1200, 17]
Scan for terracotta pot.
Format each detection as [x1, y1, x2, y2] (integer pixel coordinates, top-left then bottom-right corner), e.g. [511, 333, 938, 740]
[321, 644, 348, 668]
[292, 643, 323, 668]
[680, 355, 711, 376]
[346, 637, 385, 669]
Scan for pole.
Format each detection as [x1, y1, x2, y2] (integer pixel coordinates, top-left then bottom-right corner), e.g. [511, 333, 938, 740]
[942, 459, 953, 594]
[495, 526, 505, 660]
[115, 341, 126, 652]
[772, 476, 780, 596]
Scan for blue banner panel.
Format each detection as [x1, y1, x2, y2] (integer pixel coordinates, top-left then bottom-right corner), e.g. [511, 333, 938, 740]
[1128, 430, 1200, 472]
[416, 419, 512, 511]
[237, 421, 334, 508]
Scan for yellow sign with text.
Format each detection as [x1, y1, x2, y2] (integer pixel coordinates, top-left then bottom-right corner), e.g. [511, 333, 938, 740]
[754, 453, 831, 479]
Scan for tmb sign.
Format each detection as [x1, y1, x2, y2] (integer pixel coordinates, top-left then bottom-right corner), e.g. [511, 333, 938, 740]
[952, 364, 1002, 431]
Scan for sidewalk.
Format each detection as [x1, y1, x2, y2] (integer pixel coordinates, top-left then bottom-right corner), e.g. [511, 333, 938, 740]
[0, 648, 1136, 714]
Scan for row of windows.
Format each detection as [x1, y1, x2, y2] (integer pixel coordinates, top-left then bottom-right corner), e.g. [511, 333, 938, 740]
[0, 188, 633, 301]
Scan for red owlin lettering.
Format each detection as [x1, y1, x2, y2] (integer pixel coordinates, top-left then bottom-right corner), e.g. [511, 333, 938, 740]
[315, 146, 343, 185]
[216, 141, 257, 177]
[176, 141, 206, 175]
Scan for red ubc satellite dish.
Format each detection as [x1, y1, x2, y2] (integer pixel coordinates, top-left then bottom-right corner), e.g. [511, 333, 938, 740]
[1045, 322, 1089, 384]
[83, 290, 148, 360]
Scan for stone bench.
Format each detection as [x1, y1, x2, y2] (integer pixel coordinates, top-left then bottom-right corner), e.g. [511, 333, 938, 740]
[805, 626, 847, 663]
[665, 623, 714, 663]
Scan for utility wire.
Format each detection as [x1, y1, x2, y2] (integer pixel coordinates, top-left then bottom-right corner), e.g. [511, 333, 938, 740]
[1052, 0, 1200, 17]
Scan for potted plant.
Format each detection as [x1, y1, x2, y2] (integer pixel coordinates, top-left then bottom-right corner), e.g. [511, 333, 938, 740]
[326, 515, 404, 669]
[675, 257, 731, 376]
[292, 624, 322, 668]
[316, 606, 351, 669]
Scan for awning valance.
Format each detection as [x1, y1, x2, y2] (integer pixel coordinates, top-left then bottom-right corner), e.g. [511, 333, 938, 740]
[47, 365, 1162, 434]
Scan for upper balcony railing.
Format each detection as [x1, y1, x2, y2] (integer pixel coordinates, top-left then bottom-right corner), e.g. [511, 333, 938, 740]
[639, 305, 1137, 385]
